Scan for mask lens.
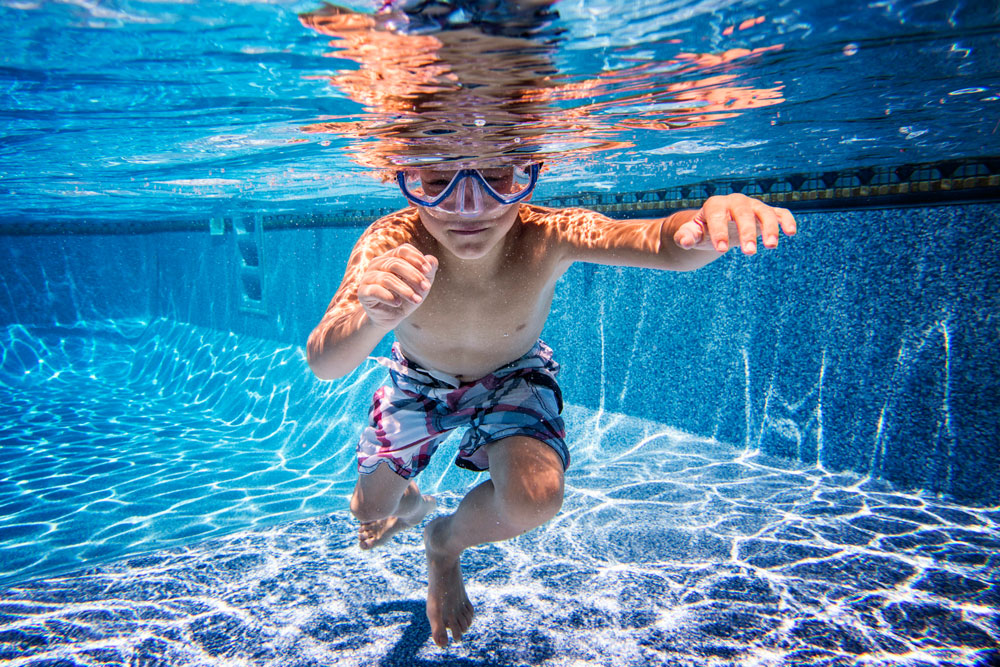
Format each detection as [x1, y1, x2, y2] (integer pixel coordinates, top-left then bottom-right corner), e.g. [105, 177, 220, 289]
[403, 169, 457, 201]
[511, 164, 534, 193]
[479, 165, 534, 197]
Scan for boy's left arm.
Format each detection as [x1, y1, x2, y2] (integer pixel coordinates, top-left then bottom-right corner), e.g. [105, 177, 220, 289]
[561, 193, 796, 272]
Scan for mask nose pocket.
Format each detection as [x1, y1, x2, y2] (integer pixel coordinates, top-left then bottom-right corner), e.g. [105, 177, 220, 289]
[453, 177, 485, 215]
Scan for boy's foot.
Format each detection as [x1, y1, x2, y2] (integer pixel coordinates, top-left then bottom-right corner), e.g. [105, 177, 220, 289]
[424, 516, 474, 647]
[358, 495, 437, 550]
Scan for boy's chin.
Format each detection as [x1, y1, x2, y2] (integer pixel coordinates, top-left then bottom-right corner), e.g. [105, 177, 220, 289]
[448, 247, 493, 260]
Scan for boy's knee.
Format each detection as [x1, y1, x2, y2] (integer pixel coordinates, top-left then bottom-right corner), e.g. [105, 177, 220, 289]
[489, 438, 566, 526]
[498, 467, 564, 526]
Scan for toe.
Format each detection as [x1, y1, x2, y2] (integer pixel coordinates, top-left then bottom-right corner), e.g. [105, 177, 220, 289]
[358, 525, 376, 549]
[428, 608, 448, 647]
[461, 605, 474, 629]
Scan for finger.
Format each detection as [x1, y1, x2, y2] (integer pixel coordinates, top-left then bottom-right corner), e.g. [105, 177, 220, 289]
[380, 273, 424, 304]
[424, 253, 439, 278]
[358, 283, 402, 308]
[382, 256, 433, 293]
[395, 243, 436, 275]
[388, 247, 437, 288]
[703, 199, 731, 252]
[369, 251, 433, 294]
[776, 207, 797, 236]
[754, 203, 781, 249]
[732, 203, 759, 255]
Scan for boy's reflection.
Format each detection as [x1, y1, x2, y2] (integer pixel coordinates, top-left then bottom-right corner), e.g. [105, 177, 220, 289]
[297, 3, 785, 170]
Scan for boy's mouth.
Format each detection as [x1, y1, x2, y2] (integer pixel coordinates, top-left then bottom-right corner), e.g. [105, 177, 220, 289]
[450, 227, 487, 236]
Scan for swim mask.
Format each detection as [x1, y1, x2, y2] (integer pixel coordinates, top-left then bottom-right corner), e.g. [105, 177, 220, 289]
[397, 163, 540, 216]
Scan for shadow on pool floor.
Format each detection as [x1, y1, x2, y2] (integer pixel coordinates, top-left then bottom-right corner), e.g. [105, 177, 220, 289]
[1, 421, 998, 667]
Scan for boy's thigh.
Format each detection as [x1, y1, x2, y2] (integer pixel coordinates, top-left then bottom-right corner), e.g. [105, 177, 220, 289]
[485, 436, 565, 501]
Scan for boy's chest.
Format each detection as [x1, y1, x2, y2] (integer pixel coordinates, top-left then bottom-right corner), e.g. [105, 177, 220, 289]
[395, 252, 563, 376]
[408, 267, 555, 337]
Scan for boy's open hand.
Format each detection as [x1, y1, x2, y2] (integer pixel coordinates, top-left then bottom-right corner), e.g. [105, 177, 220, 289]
[358, 243, 438, 330]
[674, 193, 796, 255]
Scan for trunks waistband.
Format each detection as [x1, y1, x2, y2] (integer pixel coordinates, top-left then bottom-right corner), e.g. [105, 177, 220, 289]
[372, 340, 553, 390]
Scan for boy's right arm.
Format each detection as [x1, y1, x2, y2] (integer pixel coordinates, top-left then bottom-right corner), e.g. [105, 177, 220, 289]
[307, 240, 437, 380]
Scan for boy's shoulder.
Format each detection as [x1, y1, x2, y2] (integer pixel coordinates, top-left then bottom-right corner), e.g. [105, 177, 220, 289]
[368, 206, 421, 232]
[357, 207, 422, 248]
[520, 202, 611, 222]
[518, 203, 614, 236]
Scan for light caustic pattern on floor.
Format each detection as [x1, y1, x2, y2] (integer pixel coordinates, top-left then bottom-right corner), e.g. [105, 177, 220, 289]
[0, 320, 372, 585]
[1, 406, 998, 667]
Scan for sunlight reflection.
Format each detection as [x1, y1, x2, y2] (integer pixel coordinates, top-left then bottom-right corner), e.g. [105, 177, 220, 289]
[296, 2, 785, 172]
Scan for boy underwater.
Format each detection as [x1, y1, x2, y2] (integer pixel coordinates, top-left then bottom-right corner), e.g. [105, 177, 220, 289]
[306, 160, 797, 647]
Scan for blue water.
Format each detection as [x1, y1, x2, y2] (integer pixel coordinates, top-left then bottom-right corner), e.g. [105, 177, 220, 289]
[0, 320, 355, 583]
[2, 0, 1000, 664]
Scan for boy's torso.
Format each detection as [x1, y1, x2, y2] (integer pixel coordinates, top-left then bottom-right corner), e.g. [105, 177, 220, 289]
[372, 205, 569, 382]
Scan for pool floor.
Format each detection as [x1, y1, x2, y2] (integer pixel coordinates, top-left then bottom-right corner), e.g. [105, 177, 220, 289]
[0, 321, 998, 666]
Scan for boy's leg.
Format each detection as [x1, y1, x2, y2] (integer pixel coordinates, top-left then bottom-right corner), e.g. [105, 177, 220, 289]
[351, 462, 437, 550]
[423, 435, 565, 646]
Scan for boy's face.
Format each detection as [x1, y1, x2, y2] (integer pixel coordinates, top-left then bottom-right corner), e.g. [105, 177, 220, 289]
[400, 162, 539, 260]
[415, 198, 523, 260]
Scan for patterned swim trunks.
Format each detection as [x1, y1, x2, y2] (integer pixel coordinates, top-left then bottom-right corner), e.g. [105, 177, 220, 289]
[357, 340, 568, 480]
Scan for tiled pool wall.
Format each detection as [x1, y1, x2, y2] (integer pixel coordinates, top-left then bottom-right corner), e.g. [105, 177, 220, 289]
[1, 200, 997, 506]
[550, 203, 999, 506]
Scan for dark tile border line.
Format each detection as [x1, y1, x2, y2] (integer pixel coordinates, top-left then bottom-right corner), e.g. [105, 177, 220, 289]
[543, 156, 1000, 219]
[2, 157, 998, 236]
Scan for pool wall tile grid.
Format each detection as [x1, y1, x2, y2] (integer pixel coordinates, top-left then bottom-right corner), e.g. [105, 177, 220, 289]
[547, 204, 1000, 506]
[139, 226, 395, 357]
[1, 203, 997, 506]
[0, 234, 153, 328]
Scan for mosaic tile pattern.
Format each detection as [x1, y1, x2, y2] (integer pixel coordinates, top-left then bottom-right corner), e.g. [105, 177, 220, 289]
[1, 415, 997, 666]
